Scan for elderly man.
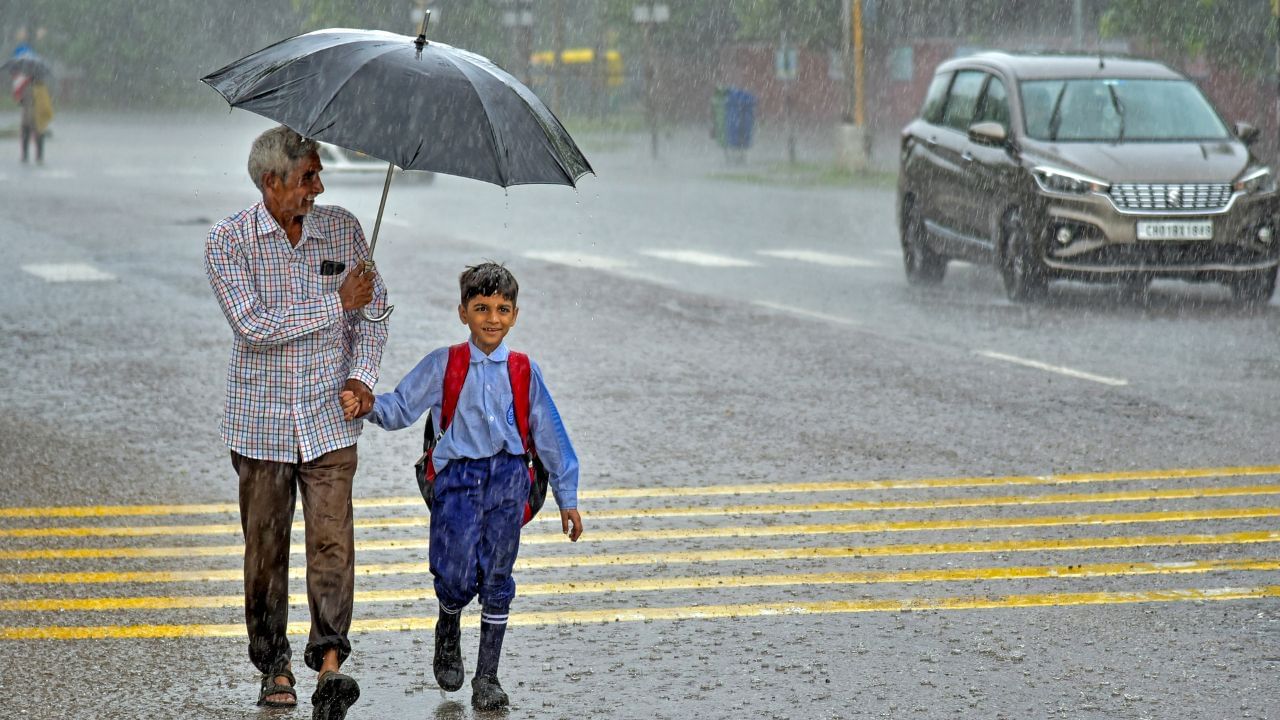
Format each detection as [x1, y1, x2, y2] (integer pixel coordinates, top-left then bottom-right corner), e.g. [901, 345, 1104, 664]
[205, 125, 388, 720]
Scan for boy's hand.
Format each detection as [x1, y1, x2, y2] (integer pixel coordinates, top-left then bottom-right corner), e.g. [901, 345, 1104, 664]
[560, 508, 583, 542]
[339, 380, 372, 421]
[339, 390, 361, 420]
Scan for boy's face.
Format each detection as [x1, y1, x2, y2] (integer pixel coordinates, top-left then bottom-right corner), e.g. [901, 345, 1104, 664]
[458, 293, 518, 354]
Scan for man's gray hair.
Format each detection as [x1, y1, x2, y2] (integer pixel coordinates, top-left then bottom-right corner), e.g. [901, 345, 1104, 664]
[247, 125, 320, 191]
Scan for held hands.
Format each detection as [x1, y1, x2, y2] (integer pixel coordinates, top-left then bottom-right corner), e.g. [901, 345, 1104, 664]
[338, 266, 375, 311]
[560, 508, 583, 542]
[340, 379, 373, 420]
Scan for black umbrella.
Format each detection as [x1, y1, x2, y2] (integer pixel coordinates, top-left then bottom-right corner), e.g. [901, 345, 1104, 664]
[3, 54, 52, 82]
[200, 14, 593, 321]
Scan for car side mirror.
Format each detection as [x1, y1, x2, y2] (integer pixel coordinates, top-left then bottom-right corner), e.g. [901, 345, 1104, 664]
[1235, 122, 1259, 145]
[968, 121, 1008, 146]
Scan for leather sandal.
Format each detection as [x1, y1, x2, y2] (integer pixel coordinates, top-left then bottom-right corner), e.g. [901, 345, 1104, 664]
[312, 669, 360, 720]
[257, 666, 297, 707]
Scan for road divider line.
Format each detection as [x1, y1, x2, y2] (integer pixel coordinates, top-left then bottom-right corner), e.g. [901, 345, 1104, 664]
[755, 249, 883, 268]
[976, 349, 1129, 386]
[5, 506, 1278, 559]
[4, 464, 1277, 519]
[523, 250, 631, 271]
[5, 584, 1278, 640]
[4, 557, 1275, 613]
[4, 530, 1277, 585]
[639, 249, 757, 267]
[20, 263, 117, 283]
[752, 300, 857, 325]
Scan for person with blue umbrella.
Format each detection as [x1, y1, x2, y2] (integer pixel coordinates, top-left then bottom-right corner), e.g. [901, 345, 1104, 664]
[5, 42, 54, 164]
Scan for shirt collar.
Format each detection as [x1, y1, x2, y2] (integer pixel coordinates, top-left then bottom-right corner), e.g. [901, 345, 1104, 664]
[469, 339, 509, 363]
[253, 201, 329, 247]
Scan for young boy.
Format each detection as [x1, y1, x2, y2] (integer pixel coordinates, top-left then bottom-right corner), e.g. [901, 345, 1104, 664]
[341, 262, 582, 711]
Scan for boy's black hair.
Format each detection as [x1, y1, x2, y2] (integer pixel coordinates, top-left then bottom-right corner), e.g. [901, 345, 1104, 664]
[459, 262, 519, 305]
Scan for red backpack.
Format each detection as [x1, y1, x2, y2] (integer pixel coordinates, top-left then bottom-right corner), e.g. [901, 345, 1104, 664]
[413, 342, 550, 525]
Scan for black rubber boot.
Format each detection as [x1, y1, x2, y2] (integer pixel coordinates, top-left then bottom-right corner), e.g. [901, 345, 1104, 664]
[475, 619, 507, 679]
[434, 610, 465, 692]
[471, 674, 509, 710]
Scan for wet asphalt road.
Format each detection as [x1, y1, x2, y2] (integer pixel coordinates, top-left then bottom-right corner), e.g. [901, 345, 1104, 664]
[1, 112, 1279, 719]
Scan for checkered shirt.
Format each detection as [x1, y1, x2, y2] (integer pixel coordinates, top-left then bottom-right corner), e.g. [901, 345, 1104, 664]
[205, 201, 389, 463]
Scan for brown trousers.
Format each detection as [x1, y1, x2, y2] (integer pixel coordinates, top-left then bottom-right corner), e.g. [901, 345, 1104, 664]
[232, 445, 357, 674]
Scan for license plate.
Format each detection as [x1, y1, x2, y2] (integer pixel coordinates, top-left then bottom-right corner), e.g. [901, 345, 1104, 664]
[1136, 220, 1212, 241]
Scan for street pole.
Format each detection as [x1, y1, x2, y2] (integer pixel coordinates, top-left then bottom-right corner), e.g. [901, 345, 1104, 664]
[836, 0, 868, 172]
[645, 20, 657, 158]
[634, 4, 668, 159]
[501, 0, 535, 87]
[853, 0, 864, 129]
[841, 0, 852, 123]
[1072, 0, 1084, 50]
[553, 0, 565, 113]
[594, 6, 607, 120]
[1274, 0, 1280, 163]
[780, 0, 796, 165]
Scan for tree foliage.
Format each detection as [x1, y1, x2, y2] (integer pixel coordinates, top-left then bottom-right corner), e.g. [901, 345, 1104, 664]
[8, 0, 1267, 108]
[1101, 0, 1275, 73]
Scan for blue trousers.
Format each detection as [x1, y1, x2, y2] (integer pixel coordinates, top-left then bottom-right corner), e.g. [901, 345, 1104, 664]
[430, 451, 527, 616]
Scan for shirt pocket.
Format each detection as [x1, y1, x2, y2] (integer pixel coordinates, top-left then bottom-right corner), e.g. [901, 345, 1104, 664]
[309, 264, 344, 300]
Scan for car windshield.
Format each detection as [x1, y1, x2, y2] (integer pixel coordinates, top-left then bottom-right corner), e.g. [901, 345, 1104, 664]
[1020, 79, 1230, 142]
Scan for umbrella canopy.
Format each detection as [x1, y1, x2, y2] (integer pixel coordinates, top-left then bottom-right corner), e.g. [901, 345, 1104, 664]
[200, 28, 592, 188]
[3, 54, 52, 82]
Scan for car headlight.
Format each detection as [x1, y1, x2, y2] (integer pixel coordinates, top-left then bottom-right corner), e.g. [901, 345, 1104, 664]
[1031, 166, 1110, 195]
[1234, 167, 1276, 195]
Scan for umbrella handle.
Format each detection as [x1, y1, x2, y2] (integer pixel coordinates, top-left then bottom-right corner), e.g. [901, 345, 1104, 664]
[361, 305, 394, 322]
[360, 166, 396, 324]
[358, 259, 395, 323]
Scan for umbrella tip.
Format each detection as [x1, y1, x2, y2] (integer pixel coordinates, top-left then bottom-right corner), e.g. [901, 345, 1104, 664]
[414, 10, 432, 52]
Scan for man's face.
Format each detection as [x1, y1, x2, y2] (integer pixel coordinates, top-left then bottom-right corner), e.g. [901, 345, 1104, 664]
[458, 293, 518, 354]
[265, 151, 324, 221]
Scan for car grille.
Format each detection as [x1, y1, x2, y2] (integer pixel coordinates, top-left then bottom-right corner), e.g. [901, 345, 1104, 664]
[1108, 183, 1233, 211]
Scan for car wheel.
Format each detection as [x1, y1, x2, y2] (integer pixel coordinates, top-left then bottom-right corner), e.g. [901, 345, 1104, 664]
[1000, 208, 1047, 302]
[900, 200, 946, 286]
[1228, 267, 1277, 306]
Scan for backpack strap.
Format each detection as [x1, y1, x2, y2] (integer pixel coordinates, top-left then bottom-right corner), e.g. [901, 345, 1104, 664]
[507, 351, 532, 452]
[423, 342, 471, 483]
[440, 342, 472, 431]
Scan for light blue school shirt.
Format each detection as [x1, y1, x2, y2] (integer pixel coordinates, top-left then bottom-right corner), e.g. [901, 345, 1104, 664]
[368, 339, 579, 509]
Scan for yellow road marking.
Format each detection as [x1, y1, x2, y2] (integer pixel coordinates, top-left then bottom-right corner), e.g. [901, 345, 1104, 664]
[3, 584, 1278, 639]
[4, 483, 1278, 539]
[580, 484, 1280, 520]
[3, 506, 1278, 561]
[2, 464, 1276, 519]
[2, 557, 1275, 613]
[3, 530, 1277, 585]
